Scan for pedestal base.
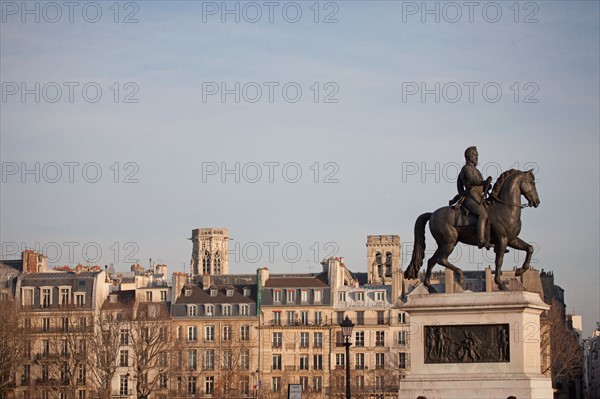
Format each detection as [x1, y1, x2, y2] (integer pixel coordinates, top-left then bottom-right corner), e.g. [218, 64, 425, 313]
[398, 290, 553, 399]
[398, 373, 553, 399]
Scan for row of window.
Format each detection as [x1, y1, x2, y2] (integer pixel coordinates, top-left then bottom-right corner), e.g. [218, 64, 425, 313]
[271, 353, 323, 370]
[21, 287, 86, 308]
[143, 290, 168, 302]
[23, 316, 88, 332]
[183, 348, 250, 371]
[174, 375, 250, 396]
[272, 332, 323, 348]
[272, 288, 322, 303]
[269, 330, 407, 349]
[184, 287, 252, 297]
[35, 338, 86, 358]
[334, 352, 392, 368]
[187, 303, 251, 316]
[337, 290, 386, 302]
[340, 330, 408, 346]
[334, 311, 407, 325]
[28, 363, 87, 384]
[181, 324, 251, 342]
[118, 349, 168, 367]
[272, 310, 324, 326]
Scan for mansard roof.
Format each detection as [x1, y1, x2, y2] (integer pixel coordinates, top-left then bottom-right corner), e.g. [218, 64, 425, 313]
[19, 271, 101, 281]
[264, 272, 329, 288]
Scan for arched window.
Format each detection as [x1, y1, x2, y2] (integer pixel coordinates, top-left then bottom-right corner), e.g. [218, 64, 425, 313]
[385, 252, 393, 277]
[214, 251, 221, 274]
[202, 251, 211, 274]
[375, 252, 383, 278]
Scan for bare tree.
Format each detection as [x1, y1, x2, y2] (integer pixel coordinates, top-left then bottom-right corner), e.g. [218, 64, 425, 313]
[33, 311, 93, 399]
[128, 303, 172, 399]
[213, 327, 253, 398]
[88, 312, 128, 399]
[0, 299, 27, 397]
[540, 300, 584, 388]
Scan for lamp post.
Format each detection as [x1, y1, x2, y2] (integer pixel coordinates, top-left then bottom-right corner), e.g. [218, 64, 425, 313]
[340, 315, 355, 399]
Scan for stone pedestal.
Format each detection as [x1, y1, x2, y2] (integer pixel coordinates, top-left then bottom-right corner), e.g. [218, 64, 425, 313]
[398, 290, 553, 399]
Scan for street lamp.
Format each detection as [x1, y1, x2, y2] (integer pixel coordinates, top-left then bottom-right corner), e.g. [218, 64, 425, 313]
[340, 315, 355, 399]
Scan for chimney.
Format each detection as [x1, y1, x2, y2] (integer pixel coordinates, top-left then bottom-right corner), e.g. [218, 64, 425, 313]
[202, 274, 211, 290]
[257, 267, 269, 288]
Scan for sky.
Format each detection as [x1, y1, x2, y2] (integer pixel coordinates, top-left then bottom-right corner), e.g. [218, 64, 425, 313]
[1, 1, 598, 335]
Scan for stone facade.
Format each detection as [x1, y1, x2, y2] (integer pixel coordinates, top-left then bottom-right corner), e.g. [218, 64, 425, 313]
[190, 228, 230, 276]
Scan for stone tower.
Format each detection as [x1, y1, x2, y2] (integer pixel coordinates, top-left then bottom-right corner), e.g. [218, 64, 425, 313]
[190, 228, 229, 276]
[366, 235, 403, 303]
[366, 235, 401, 284]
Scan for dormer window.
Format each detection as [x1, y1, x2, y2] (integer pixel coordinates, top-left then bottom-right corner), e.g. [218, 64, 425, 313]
[356, 291, 365, 301]
[286, 289, 295, 303]
[226, 288, 234, 297]
[205, 304, 214, 316]
[375, 291, 385, 301]
[188, 305, 198, 317]
[210, 289, 217, 297]
[243, 288, 251, 297]
[109, 295, 118, 303]
[184, 288, 192, 297]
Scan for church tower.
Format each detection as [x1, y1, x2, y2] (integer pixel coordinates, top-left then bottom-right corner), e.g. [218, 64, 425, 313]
[190, 228, 229, 276]
[366, 235, 401, 285]
[366, 235, 403, 303]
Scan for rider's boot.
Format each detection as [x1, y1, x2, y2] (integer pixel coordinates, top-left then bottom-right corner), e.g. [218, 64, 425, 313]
[476, 217, 492, 250]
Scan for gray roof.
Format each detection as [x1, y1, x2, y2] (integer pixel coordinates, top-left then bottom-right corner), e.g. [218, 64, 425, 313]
[21, 271, 100, 280]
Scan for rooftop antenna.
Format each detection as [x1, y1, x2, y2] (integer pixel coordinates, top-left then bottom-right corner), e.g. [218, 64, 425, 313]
[304, 260, 313, 273]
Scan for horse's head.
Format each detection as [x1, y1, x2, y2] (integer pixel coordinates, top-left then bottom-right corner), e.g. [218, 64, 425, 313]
[521, 169, 540, 208]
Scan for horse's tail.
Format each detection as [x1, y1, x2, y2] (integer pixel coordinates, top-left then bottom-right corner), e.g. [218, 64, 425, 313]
[405, 212, 432, 279]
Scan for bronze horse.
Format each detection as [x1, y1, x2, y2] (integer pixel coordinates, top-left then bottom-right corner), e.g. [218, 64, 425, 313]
[405, 169, 540, 291]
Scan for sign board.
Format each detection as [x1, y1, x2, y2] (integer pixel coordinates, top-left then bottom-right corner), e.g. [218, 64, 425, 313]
[288, 384, 302, 399]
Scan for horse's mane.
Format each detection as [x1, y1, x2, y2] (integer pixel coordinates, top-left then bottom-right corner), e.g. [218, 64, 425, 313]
[490, 169, 520, 198]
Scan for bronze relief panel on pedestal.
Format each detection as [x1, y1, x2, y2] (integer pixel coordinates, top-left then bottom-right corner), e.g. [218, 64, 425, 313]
[424, 324, 510, 363]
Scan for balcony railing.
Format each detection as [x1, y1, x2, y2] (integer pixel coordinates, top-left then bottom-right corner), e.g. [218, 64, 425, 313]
[35, 378, 66, 386]
[113, 389, 134, 396]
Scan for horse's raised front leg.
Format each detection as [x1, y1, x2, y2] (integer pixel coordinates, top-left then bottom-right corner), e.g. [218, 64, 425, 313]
[424, 249, 440, 294]
[507, 237, 533, 277]
[494, 239, 509, 290]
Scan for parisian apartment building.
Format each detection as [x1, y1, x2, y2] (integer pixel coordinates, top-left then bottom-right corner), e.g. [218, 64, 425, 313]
[0, 228, 583, 399]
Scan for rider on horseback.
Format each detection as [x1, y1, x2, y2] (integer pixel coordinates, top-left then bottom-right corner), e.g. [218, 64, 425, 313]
[449, 146, 493, 249]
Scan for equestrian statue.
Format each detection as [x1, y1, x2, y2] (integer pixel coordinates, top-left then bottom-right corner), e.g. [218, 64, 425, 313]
[405, 147, 540, 291]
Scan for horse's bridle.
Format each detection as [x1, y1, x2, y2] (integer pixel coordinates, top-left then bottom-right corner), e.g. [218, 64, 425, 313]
[491, 187, 535, 208]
